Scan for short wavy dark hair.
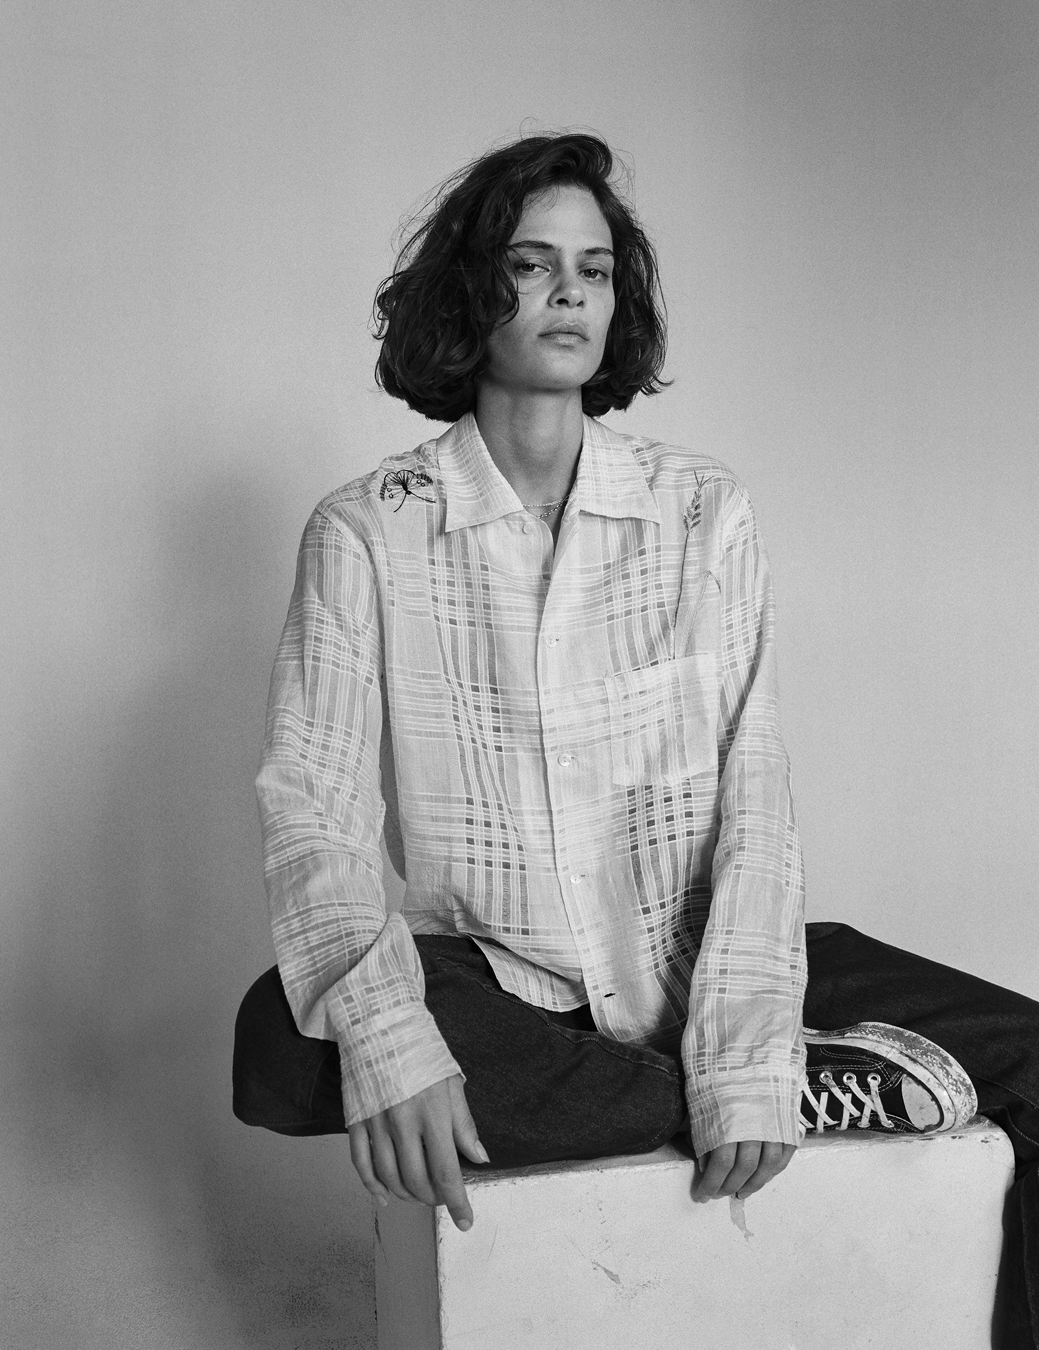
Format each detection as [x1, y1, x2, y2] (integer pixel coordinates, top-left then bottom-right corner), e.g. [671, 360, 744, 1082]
[373, 133, 670, 422]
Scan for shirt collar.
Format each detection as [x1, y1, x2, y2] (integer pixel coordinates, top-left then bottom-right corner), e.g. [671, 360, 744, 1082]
[574, 415, 661, 524]
[437, 412, 660, 533]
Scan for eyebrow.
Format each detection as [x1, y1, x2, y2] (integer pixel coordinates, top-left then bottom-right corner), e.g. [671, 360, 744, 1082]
[508, 239, 615, 258]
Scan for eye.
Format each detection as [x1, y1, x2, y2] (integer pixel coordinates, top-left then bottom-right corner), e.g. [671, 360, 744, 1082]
[582, 267, 610, 281]
[512, 257, 548, 276]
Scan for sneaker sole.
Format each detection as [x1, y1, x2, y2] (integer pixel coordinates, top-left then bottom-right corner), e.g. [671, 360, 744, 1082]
[802, 1021, 978, 1133]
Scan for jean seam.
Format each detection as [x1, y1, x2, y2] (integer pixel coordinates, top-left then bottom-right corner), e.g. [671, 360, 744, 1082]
[972, 1073, 1039, 1127]
[998, 1118, 1039, 1151]
[302, 1040, 341, 1123]
[429, 955, 682, 1086]
[242, 1116, 331, 1130]
[640, 1095, 687, 1151]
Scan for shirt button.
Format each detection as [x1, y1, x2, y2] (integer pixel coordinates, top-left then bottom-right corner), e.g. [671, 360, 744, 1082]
[569, 873, 585, 884]
[522, 523, 534, 535]
[545, 636, 559, 647]
[557, 754, 574, 767]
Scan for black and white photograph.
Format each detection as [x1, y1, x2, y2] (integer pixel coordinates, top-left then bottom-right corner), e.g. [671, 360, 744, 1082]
[5, 3, 1038, 1347]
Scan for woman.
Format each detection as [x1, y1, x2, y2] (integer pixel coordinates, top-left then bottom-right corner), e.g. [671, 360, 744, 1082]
[234, 134, 1036, 1344]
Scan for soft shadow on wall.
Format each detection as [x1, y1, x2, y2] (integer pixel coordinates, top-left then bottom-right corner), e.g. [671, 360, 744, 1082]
[8, 437, 376, 1348]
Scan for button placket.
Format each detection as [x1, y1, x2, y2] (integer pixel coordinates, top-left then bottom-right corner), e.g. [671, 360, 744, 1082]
[535, 563, 591, 949]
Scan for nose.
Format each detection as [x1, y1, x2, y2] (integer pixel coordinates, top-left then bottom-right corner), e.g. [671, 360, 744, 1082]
[550, 264, 585, 307]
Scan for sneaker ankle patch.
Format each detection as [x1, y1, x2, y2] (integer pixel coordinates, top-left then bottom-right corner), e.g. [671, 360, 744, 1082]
[901, 1077, 942, 1129]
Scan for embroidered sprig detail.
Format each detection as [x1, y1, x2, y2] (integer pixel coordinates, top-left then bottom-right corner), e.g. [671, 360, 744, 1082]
[379, 469, 436, 511]
[684, 471, 712, 532]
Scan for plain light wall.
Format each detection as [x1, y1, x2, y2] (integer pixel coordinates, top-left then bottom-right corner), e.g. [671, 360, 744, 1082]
[4, 1, 1037, 1346]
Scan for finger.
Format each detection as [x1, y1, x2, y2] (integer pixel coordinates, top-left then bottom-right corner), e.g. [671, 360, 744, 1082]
[424, 1125, 474, 1231]
[448, 1077, 490, 1166]
[369, 1113, 423, 1205]
[713, 1140, 761, 1199]
[695, 1144, 737, 1201]
[736, 1142, 797, 1199]
[392, 1118, 442, 1209]
[348, 1124, 389, 1206]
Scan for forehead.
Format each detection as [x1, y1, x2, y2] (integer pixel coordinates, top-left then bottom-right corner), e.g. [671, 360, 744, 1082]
[508, 184, 613, 249]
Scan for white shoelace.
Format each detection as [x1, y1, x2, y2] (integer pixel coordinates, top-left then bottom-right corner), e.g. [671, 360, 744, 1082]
[799, 1070, 894, 1133]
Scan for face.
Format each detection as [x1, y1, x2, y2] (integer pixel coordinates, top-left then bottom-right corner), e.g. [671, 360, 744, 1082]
[481, 184, 616, 398]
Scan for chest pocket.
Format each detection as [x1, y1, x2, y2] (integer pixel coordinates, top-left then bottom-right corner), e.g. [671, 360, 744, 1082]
[605, 652, 719, 787]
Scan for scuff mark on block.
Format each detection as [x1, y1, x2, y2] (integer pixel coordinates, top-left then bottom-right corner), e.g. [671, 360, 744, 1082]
[729, 1195, 753, 1240]
[566, 1236, 622, 1286]
[590, 1257, 622, 1286]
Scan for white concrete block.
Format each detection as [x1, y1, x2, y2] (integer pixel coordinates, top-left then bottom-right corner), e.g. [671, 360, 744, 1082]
[374, 1118, 1014, 1350]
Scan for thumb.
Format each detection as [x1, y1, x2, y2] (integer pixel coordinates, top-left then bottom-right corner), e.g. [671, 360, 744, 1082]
[448, 1076, 490, 1165]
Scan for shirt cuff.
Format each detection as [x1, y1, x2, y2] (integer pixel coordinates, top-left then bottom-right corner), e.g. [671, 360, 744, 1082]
[337, 1000, 465, 1127]
[684, 1065, 807, 1155]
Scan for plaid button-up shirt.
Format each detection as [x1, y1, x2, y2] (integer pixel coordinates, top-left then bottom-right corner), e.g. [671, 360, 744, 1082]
[257, 413, 807, 1153]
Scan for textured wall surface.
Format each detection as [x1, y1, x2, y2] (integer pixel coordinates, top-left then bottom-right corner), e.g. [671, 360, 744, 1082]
[4, 1, 1037, 1345]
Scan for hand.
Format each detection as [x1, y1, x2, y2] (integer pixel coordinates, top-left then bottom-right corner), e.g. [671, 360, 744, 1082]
[348, 1074, 489, 1231]
[693, 1139, 796, 1202]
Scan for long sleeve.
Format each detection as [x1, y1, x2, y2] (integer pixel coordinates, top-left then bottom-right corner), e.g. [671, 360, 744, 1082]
[681, 492, 807, 1154]
[256, 506, 462, 1126]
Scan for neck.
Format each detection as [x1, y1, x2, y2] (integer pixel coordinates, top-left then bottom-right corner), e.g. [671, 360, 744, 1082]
[474, 385, 584, 505]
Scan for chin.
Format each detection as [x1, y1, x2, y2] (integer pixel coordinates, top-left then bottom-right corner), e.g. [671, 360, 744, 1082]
[532, 356, 601, 389]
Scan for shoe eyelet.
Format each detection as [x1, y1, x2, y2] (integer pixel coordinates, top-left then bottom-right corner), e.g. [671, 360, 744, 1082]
[867, 1072, 881, 1088]
[842, 1072, 857, 1087]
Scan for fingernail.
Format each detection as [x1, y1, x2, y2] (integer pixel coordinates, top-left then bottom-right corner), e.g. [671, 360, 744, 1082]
[377, 1195, 388, 1208]
[457, 1218, 472, 1232]
[475, 1142, 490, 1164]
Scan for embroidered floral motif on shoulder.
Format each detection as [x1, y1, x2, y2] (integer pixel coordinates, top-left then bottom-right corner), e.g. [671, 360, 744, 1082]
[684, 471, 713, 532]
[379, 469, 437, 511]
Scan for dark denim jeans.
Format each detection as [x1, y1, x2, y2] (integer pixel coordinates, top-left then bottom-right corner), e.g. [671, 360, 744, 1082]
[233, 923, 1039, 1348]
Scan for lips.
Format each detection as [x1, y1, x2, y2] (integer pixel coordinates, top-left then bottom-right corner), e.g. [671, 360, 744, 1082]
[541, 324, 588, 340]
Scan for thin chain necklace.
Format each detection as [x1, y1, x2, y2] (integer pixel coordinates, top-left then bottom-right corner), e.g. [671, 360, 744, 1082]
[522, 489, 571, 521]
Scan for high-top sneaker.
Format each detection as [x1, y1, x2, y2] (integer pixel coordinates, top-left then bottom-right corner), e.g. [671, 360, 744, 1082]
[800, 1022, 977, 1135]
